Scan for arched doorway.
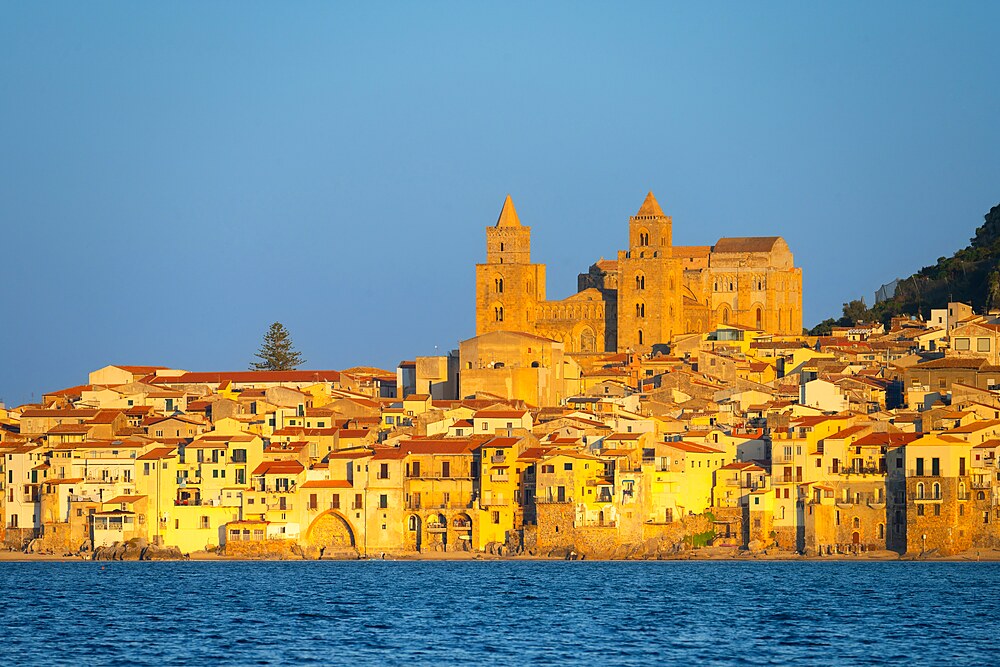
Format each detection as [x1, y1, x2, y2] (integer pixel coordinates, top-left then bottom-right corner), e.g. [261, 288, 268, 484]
[306, 511, 356, 550]
[852, 531, 860, 545]
[407, 514, 422, 552]
[452, 513, 472, 551]
[427, 513, 448, 552]
[580, 327, 596, 353]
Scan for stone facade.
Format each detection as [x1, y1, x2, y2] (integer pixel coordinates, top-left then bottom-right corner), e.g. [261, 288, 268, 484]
[475, 192, 803, 354]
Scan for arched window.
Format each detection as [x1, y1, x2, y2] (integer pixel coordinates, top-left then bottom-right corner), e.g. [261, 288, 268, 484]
[636, 274, 645, 290]
[668, 277, 674, 290]
[959, 482, 966, 499]
[878, 523, 885, 539]
[721, 308, 729, 325]
[408, 516, 418, 531]
[779, 506, 785, 520]
[638, 330, 644, 345]
[756, 307, 763, 330]
[638, 229, 649, 246]
[494, 306, 504, 322]
[500, 242, 504, 251]
[917, 483, 924, 499]
[636, 303, 645, 318]
[852, 517, 860, 529]
[495, 278, 504, 293]
[932, 482, 940, 500]
[978, 491, 986, 501]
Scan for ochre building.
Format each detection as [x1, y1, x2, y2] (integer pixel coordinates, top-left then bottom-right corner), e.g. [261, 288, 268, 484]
[475, 191, 803, 353]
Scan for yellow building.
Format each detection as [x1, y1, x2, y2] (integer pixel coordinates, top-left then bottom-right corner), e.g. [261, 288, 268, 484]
[475, 192, 803, 354]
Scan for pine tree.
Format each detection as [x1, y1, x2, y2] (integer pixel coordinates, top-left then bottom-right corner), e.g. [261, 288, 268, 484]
[251, 322, 305, 371]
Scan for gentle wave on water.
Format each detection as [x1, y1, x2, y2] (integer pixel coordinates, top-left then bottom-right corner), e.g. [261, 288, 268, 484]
[0, 561, 994, 666]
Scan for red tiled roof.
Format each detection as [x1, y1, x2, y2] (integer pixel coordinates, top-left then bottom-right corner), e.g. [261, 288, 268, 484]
[151, 370, 342, 385]
[300, 480, 354, 489]
[252, 460, 305, 475]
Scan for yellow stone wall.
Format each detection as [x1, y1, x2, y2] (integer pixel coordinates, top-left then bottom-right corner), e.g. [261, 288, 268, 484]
[474, 192, 804, 353]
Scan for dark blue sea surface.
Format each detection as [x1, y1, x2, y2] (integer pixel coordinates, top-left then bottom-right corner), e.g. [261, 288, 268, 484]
[0, 560, 994, 665]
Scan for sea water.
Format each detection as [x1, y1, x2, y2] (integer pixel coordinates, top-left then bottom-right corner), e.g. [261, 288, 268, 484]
[0, 560, 994, 665]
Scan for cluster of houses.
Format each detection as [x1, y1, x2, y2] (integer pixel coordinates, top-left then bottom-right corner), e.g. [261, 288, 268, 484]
[2, 301, 1000, 558]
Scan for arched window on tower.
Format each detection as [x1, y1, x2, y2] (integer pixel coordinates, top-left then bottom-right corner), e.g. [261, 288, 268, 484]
[495, 278, 504, 294]
[638, 330, 644, 345]
[495, 306, 504, 322]
[636, 274, 645, 290]
[756, 307, 763, 330]
[636, 303, 645, 318]
[638, 229, 649, 246]
[500, 242, 504, 251]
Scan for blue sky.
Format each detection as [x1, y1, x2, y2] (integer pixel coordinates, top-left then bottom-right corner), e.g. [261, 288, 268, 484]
[1, 2, 999, 406]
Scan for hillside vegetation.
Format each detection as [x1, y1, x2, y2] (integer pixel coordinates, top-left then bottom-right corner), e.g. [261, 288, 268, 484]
[809, 202, 1000, 334]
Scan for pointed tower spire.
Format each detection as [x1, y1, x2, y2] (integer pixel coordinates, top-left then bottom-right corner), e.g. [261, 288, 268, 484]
[495, 194, 521, 227]
[636, 191, 664, 217]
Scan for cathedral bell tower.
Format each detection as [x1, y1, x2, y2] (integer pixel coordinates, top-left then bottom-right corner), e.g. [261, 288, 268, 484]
[475, 195, 546, 336]
[617, 191, 683, 352]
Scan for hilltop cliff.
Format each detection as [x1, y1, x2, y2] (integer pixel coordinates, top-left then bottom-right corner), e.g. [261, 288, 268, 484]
[810, 202, 1000, 333]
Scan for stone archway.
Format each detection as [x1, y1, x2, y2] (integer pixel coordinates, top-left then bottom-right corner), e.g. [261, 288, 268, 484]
[306, 510, 356, 549]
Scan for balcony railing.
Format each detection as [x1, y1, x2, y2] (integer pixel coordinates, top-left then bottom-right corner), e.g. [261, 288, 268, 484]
[490, 454, 506, 464]
[830, 466, 884, 476]
[775, 475, 802, 484]
[536, 496, 573, 504]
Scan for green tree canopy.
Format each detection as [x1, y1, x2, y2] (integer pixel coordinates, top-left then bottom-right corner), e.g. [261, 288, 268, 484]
[251, 322, 305, 371]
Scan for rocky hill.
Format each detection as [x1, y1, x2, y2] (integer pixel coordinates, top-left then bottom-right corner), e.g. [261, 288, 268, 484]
[810, 202, 1000, 333]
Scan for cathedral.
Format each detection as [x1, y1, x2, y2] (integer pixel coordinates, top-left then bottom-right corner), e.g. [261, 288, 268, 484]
[475, 191, 803, 354]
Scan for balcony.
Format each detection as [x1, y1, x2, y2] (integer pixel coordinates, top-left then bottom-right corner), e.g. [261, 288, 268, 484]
[830, 466, 884, 477]
[427, 523, 447, 533]
[972, 480, 991, 490]
[774, 475, 802, 484]
[537, 496, 573, 504]
[452, 520, 472, 531]
[489, 474, 510, 483]
[490, 454, 506, 464]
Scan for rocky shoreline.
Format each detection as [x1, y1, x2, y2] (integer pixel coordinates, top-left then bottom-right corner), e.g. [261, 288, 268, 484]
[4, 543, 1000, 563]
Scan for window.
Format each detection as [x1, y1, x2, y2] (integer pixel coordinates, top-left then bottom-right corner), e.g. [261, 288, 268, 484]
[916, 458, 924, 476]
[408, 516, 417, 531]
[332, 494, 340, 509]
[954, 338, 970, 351]
[492, 511, 500, 524]
[563, 462, 573, 471]
[542, 465, 554, 474]
[917, 505, 925, 516]
[309, 494, 318, 510]
[978, 338, 991, 352]
[200, 516, 210, 529]
[934, 504, 941, 516]
[442, 462, 451, 478]
[379, 494, 388, 509]
[379, 463, 389, 479]
[933, 482, 940, 499]
[932, 458, 940, 476]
